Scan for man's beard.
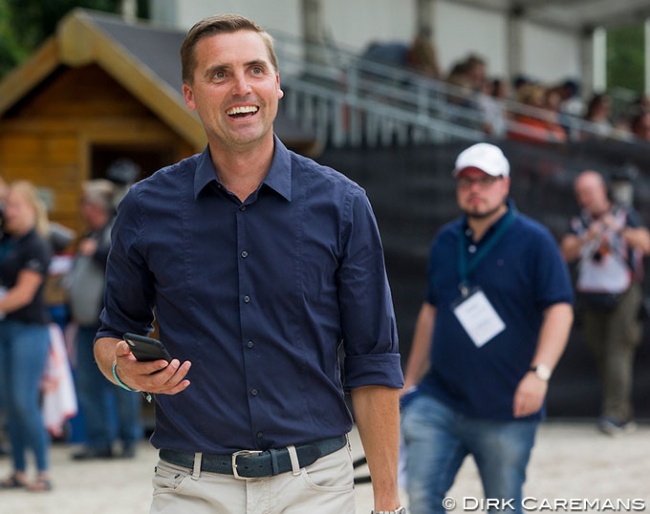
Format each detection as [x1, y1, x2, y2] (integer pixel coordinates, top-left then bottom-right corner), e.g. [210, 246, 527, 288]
[463, 203, 504, 220]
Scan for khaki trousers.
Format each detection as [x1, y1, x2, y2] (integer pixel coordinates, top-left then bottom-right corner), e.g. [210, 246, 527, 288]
[581, 282, 642, 422]
[150, 444, 355, 514]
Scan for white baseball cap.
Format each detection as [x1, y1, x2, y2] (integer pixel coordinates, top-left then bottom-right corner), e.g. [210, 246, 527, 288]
[452, 143, 510, 177]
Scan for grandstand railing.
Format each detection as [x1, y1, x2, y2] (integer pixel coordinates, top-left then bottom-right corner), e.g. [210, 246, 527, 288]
[272, 31, 644, 149]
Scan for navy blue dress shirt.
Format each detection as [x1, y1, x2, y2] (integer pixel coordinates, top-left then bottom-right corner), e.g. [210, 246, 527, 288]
[97, 136, 402, 453]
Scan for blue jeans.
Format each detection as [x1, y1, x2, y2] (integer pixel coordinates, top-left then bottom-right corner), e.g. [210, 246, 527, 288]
[401, 393, 538, 514]
[75, 325, 142, 450]
[0, 320, 51, 472]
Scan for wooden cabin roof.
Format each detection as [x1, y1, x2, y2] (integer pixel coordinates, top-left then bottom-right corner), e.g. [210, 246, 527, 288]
[0, 8, 316, 154]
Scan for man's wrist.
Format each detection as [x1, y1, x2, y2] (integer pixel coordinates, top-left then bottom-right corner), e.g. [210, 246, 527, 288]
[529, 363, 552, 381]
[112, 362, 140, 392]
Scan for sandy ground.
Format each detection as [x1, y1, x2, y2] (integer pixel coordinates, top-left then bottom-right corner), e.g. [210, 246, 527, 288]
[0, 421, 648, 513]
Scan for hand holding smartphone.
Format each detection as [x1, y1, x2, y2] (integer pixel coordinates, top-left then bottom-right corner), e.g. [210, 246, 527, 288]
[123, 333, 172, 362]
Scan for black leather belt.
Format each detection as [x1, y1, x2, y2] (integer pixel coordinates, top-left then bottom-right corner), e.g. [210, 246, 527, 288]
[159, 435, 347, 479]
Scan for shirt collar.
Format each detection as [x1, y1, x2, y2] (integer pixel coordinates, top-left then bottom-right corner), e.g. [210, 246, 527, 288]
[193, 135, 292, 202]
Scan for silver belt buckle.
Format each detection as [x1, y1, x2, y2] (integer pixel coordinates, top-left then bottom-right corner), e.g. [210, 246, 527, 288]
[231, 450, 263, 480]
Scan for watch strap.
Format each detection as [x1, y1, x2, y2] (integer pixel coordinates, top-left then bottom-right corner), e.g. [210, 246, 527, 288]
[529, 364, 551, 381]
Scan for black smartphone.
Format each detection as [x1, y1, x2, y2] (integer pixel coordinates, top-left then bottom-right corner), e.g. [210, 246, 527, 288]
[123, 333, 172, 362]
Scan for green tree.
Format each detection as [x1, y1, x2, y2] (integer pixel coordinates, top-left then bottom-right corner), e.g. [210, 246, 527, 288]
[0, 0, 26, 74]
[0, 0, 149, 78]
[607, 25, 644, 94]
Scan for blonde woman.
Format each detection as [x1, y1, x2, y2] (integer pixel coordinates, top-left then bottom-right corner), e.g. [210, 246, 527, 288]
[0, 181, 52, 492]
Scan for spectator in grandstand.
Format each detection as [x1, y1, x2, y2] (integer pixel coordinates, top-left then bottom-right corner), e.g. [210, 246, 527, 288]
[406, 28, 440, 80]
[463, 54, 487, 93]
[582, 93, 613, 139]
[630, 110, 650, 141]
[631, 93, 650, 114]
[508, 83, 567, 143]
[401, 142, 573, 514]
[444, 60, 477, 126]
[511, 74, 531, 100]
[445, 53, 488, 116]
[477, 78, 509, 138]
[561, 170, 650, 436]
[556, 79, 583, 117]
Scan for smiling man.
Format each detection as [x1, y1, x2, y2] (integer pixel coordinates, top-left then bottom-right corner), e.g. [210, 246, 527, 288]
[401, 143, 574, 514]
[92, 14, 404, 514]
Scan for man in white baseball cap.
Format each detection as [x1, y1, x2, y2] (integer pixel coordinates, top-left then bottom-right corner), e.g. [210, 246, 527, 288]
[452, 142, 510, 177]
[401, 142, 574, 514]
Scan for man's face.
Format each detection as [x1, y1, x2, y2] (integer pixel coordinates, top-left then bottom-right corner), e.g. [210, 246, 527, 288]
[574, 174, 609, 215]
[182, 30, 283, 151]
[456, 167, 510, 219]
[80, 198, 105, 229]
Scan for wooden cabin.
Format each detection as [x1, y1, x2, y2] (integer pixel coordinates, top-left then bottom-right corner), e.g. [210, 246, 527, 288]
[0, 8, 316, 235]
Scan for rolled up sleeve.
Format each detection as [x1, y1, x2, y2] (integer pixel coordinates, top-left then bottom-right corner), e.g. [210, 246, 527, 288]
[338, 191, 404, 390]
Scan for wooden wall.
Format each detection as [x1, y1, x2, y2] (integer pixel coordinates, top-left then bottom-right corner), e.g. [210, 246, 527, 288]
[0, 64, 195, 237]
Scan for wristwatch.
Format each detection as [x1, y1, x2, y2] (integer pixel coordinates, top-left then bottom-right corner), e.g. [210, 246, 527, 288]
[530, 364, 552, 381]
[371, 508, 406, 514]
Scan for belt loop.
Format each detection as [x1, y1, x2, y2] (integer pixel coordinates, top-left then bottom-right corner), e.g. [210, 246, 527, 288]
[269, 448, 280, 476]
[191, 452, 202, 480]
[287, 445, 301, 476]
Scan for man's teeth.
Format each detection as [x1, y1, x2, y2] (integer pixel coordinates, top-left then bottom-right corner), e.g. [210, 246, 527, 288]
[227, 106, 259, 115]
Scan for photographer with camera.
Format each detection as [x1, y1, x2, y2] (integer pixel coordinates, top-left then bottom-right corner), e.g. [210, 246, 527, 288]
[561, 170, 650, 435]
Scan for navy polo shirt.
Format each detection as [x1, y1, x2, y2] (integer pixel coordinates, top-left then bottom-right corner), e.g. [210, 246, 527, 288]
[418, 202, 573, 421]
[97, 136, 403, 453]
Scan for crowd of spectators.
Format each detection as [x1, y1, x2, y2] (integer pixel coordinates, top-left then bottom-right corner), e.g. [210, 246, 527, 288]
[441, 52, 650, 145]
[360, 35, 650, 146]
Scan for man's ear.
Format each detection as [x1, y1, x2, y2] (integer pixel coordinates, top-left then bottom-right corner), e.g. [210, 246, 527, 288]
[183, 83, 196, 111]
[277, 75, 284, 99]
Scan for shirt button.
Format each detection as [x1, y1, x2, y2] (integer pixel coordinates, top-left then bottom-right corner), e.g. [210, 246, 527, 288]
[247, 341, 254, 348]
[468, 245, 477, 253]
[251, 389, 258, 396]
[241, 251, 248, 258]
[239, 205, 246, 211]
[256, 432, 263, 439]
[243, 295, 251, 303]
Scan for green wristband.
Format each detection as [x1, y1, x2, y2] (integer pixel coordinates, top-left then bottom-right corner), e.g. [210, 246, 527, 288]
[112, 362, 140, 392]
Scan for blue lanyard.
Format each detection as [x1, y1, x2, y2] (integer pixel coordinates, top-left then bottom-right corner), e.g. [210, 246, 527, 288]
[458, 209, 516, 297]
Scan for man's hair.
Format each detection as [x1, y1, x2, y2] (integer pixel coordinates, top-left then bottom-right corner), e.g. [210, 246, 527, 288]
[82, 179, 115, 214]
[180, 14, 279, 84]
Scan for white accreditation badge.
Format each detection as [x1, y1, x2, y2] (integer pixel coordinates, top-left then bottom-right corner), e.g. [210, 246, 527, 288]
[453, 287, 505, 348]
